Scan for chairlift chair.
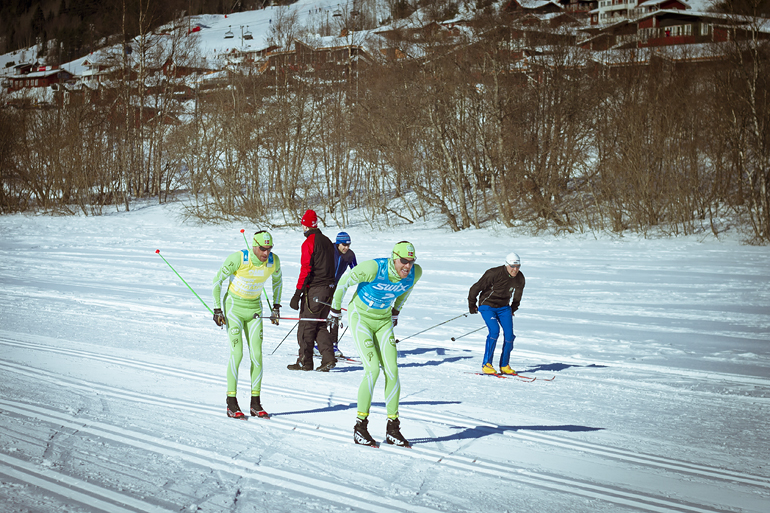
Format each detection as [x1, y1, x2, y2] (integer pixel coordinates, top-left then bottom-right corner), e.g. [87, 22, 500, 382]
[224, 26, 234, 39]
[333, 9, 342, 17]
[244, 26, 253, 40]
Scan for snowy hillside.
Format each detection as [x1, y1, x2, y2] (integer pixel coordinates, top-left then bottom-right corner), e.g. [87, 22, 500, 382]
[1, 0, 722, 76]
[1, 201, 768, 512]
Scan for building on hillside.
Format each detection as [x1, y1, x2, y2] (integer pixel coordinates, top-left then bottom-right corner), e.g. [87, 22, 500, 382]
[161, 57, 213, 78]
[376, 21, 462, 44]
[579, 19, 638, 49]
[507, 12, 585, 47]
[640, 10, 770, 45]
[504, 0, 565, 14]
[374, 20, 467, 62]
[6, 65, 73, 92]
[581, 9, 770, 49]
[590, 0, 689, 26]
[258, 38, 376, 80]
[556, 0, 598, 14]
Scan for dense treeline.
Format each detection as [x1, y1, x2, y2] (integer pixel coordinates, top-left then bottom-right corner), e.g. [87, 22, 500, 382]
[1, 8, 769, 242]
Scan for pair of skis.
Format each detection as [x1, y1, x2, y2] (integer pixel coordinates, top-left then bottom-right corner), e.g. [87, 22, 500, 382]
[470, 372, 554, 382]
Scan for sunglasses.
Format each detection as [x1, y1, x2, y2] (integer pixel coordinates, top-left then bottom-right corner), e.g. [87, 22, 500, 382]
[339, 243, 350, 247]
[397, 257, 415, 265]
[258, 245, 272, 252]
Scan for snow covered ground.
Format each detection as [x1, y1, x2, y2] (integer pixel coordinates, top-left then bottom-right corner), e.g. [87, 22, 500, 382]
[1, 201, 769, 513]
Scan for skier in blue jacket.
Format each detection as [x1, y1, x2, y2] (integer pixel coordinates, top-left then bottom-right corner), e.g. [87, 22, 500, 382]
[330, 231, 357, 355]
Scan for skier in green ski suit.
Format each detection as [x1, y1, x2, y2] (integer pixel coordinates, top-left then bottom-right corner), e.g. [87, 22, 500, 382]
[212, 231, 282, 419]
[329, 241, 422, 447]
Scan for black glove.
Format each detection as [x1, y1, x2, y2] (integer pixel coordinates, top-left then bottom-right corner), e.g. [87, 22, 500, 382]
[327, 308, 341, 330]
[391, 308, 400, 327]
[213, 308, 226, 327]
[510, 302, 519, 315]
[469, 303, 478, 314]
[290, 290, 302, 310]
[270, 304, 281, 325]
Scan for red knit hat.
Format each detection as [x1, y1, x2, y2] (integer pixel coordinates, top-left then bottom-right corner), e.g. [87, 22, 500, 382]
[301, 209, 318, 228]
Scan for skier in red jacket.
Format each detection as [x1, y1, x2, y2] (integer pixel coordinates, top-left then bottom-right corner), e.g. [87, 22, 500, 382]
[287, 209, 337, 372]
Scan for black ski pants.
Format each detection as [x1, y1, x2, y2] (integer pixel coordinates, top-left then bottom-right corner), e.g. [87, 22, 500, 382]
[297, 284, 336, 369]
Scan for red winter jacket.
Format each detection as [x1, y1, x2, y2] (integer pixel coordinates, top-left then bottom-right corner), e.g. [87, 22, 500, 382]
[296, 228, 335, 290]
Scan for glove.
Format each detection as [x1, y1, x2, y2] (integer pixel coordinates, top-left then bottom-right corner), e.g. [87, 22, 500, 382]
[510, 302, 519, 315]
[391, 308, 399, 327]
[327, 308, 341, 330]
[270, 304, 281, 325]
[469, 303, 478, 314]
[290, 289, 302, 310]
[213, 308, 226, 327]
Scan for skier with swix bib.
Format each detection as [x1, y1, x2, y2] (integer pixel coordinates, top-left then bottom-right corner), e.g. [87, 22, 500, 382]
[328, 241, 422, 447]
[212, 231, 283, 419]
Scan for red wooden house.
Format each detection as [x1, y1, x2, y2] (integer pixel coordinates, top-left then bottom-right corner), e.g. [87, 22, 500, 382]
[6, 65, 73, 92]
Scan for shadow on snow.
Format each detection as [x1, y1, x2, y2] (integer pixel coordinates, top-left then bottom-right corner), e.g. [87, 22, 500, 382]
[519, 362, 609, 373]
[411, 424, 604, 445]
[274, 399, 461, 418]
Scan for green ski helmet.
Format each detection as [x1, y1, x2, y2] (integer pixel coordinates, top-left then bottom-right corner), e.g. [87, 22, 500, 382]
[392, 241, 416, 261]
[252, 231, 274, 248]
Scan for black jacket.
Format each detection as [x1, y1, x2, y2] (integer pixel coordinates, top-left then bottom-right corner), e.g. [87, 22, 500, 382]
[296, 228, 336, 290]
[468, 266, 526, 311]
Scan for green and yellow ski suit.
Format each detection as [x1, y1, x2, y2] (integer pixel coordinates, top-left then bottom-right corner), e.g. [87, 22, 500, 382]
[213, 249, 282, 398]
[331, 258, 422, 420]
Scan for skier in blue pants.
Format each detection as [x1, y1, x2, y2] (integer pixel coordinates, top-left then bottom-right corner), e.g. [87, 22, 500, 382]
[468, 252, 525, 375]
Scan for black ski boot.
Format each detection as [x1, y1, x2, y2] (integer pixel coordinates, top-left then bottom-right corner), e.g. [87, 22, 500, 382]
[386, 418, 411, 447]
[250, 396, 269, 418]
[287, 359, 312, 371]
[316, 360, 336, 372]
[353, 417, 377, 447]
[226, 397, 245, 419]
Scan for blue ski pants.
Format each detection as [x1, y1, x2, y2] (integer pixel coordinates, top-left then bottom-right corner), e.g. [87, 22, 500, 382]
[479, 305, 515, 368]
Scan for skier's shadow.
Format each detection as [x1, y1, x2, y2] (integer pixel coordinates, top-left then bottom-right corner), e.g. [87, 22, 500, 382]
[331, 347, 474, 370]
[275, 400, 460, 418]
[411, 424, 604, 445]
[519, 363, 609, 373]
[336, 356, 474, 370]
[397, 347, 454, 357]
[398, 347, 474, 369]
[399, 356, 474, 369]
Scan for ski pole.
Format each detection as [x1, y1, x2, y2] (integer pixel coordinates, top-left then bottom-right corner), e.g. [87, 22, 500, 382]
[337, 325, 348, 343]
[313, 297, 347, 311]
[254, 315, 326, 322]
[270, 321, 298, 355]
[450, 326, 485, 341]
[395, 313, 468, 343]
[240, 229, 274, 311]
[155, 250, 214, 315]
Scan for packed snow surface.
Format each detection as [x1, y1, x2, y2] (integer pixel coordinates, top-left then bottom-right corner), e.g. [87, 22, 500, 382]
[1, 201, 769, 512]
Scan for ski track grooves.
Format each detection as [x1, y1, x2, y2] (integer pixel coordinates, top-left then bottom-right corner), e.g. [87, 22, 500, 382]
[0, 384, 739, 513]
[2, 336, 769, 489]
[0, 452, 172, 513]
[1, 341, 767, 511]
[0, 337, 770, 488]
[0, 400, 434, 513]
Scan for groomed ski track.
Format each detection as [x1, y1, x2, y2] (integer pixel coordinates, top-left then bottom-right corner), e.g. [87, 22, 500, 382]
[2, 334, 768, 513]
